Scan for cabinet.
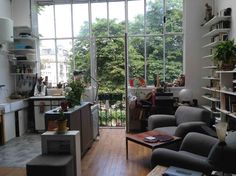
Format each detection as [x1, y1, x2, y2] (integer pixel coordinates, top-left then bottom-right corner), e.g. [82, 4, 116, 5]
[201, 10, 231, 123]
[9, 26, 38, 98]
[45, 102, 94, 157]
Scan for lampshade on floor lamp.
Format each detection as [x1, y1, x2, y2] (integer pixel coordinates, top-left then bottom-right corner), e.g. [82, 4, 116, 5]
[215, 122, 228, 143]
[0, 17, 13, 45]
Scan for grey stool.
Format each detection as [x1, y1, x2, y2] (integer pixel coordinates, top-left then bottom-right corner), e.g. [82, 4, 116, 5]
[26, 155, 74, 176]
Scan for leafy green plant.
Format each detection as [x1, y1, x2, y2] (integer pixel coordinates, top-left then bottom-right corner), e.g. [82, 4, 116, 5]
[213, 39, 236, 64]
[65, 78, 86, 106]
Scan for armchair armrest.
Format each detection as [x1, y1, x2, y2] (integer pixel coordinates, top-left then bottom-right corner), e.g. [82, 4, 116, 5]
[148, 114, 176, 130]
[180, 132, 218, 157]
[175, 121, 216, 138]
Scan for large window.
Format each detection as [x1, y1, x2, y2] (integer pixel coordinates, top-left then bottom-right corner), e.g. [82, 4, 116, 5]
[35, 0, 183, 89]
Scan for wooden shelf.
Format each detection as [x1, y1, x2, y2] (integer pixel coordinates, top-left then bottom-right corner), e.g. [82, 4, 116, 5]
[203, 16, 231, 28]
[202, 87, 219, 92]
[10, 73, 36, 76]
[202, 55, 213, 59]
[202, 76, 220, 80]
[202, 95, 220, 102]
[202, 28, 230, 38]
[202, 66, 217, 69]
[202, 105, 220, 114]
[202, 41, 221, 48]
[216, 70, 236, 74]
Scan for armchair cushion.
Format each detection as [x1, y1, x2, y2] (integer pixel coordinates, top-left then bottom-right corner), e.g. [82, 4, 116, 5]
[175, 106, 211, 125]
[151, 148, 213, 174]
[148, 115, 176, 130]
[148, 106, 216, 138]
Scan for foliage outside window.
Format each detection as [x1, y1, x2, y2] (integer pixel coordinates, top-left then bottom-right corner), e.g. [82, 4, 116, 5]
[36, 0, 183, 92]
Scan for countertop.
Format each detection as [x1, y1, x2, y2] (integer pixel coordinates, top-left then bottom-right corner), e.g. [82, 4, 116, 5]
[29, 95, 65, 100]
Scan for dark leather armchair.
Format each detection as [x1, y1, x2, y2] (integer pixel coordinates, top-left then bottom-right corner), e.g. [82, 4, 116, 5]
[148, 105, 216, 138]
[151, 131, 236, 175]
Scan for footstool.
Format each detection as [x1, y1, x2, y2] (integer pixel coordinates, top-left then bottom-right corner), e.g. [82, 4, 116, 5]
[26, 154, 74, 176]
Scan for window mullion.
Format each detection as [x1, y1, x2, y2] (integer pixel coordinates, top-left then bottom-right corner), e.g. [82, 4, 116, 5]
[163, 0, 166, 82]
[53, 4, 59, 84]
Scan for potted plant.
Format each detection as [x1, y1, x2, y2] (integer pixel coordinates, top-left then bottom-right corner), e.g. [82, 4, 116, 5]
[57, 101, 68, 133]
[213, 39, 236, 70]
[64, 77, 86, 107]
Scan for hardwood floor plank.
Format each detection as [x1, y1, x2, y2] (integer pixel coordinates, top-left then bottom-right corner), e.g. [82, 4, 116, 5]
[0, 128, 152, 176]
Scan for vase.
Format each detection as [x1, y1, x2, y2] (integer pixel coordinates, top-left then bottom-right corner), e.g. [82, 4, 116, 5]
[57, 119, 68, 133]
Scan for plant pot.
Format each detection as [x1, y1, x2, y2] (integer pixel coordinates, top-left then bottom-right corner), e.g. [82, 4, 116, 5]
[57, 119, 68, 133]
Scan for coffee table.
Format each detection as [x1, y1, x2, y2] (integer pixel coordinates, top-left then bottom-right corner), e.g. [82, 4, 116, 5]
[126, 130, 181, 159]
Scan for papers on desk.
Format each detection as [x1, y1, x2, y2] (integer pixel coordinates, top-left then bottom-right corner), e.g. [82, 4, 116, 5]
[163, 166, 203, 176]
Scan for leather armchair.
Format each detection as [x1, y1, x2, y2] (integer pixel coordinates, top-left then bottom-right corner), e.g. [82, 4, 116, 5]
[148, 105, 216, 138]
[151, 131, 236, 175]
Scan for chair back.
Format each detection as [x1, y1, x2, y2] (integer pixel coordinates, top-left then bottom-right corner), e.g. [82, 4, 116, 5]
[175, 106, 211, 125]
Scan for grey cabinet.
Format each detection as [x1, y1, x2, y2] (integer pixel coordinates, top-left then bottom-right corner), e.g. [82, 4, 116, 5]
[45, 102, 93, 157]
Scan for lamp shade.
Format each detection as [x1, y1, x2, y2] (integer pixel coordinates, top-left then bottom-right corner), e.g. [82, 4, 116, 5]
[178, 88, 193, 103]
[215, 122, 228, 142]
[0, 17, 13, 43]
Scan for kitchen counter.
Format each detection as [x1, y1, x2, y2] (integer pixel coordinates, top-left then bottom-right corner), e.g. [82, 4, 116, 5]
[29, 95, 65, 100]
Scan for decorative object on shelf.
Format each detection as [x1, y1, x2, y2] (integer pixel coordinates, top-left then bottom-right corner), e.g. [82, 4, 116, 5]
[65, 71, 86, 107]
[213, 39, 236, 70]
[204, 3, 214, 23]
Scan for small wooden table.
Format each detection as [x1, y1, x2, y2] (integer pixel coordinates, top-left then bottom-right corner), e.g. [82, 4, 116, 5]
[147, 165, 167, 176]
[126, 130, 181, 159]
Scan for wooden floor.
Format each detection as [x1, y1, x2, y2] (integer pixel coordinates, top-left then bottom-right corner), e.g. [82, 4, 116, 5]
[0, 128, 152, 176]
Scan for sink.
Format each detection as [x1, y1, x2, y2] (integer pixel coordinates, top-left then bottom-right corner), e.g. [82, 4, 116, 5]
[0, 99, 28, 113]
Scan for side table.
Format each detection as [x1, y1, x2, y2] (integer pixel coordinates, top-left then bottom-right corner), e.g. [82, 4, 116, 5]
[147, 165, 167, 176]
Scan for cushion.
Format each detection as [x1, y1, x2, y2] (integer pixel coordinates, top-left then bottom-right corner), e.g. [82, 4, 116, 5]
[154, 126, 177, 136]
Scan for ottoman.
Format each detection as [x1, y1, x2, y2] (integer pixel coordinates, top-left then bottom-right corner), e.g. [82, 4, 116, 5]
[26, 155, 74, 176]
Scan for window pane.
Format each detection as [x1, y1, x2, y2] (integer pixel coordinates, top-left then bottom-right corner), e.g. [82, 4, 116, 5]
[55, 4, 72, 38]
[57, 39, 72, 83]
[91, 2, 108, 37]
[73, 38, 90, 75]
[39, 40, 56, 87]
[73, 3, 89, 37]
[128, 0, 144, 35]
[128, 37, 145, 79]
[146, 36, 164, 85]
[38, 5, 55, 38]
[146, 0, 164, 35]
[165, 35, 183, 84]
[109, 1, 125, 36]
[166, 0, 183, 33]
[96, 37, 125, 91]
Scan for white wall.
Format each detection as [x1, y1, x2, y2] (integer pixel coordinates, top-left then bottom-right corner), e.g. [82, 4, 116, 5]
[215, 0, 236, 39]
[0, 0, 13, 102]
[184, 0, 208, 105]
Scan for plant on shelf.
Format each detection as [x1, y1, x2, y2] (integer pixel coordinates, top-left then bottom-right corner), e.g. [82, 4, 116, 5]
[64, 77, 86, 107]
[56, 101, 68, 133]
[213, 39, 236, 70]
